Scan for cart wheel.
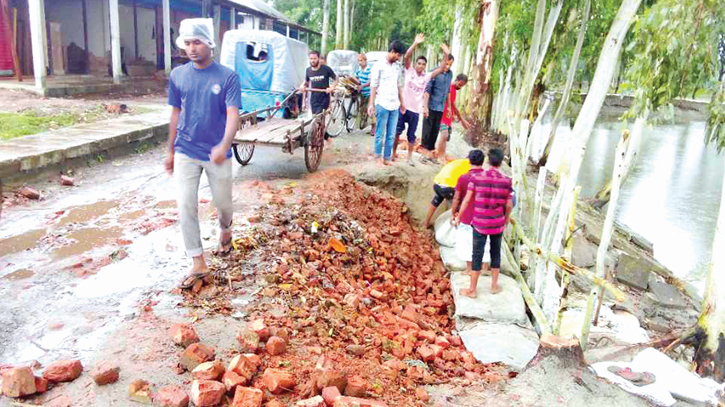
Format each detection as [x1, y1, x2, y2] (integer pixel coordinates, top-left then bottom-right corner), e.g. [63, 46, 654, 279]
[326, 101, 346, 138]
[304, 117, 325, 172]
[232, 142, 255, 165]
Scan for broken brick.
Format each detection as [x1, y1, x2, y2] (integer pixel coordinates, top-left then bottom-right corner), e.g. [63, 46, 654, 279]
[333, 397, 388, 407]
[297, 395, 326, 407]
[60, 175, 75, 186]
[448, 336, 463, 347]
[381, 359, 406, 371]
[442, 350, 458, 362]
[129, 379, 153, 403]
[417, 345, 436, 362]
[415, 388, 430, 403]
[228, 354, 258, 381]
[91, 360, 120, 385]
[223, 370, 248, 392]
[266, 336, 287, 356]
[417, 331, 436, 343]
[343, 375, 367, 398]
[179, 343, 215, 371]
[34, 376, 48, 394]
[346, 344, 365, 357]
[190, 380, 225, 407]
[19, 187, 40, 200]
[170, 324, 200, 347]
[191, 360, 225, 381]
[232, 386, 264, 407]
[154, 385, 189, 407]
[237, 328, 260, 353]
[266, 401, 286, 407]
[369, 290, 384, 300]
[2, 366, 36, 397]
[270, 327, 290, 342]
[262, 368, 296, 394]
[43, 359, 83, 383]
[250, 319, 271, 342]
[322, 386, 342, 406]
[434, 336, 450, 349]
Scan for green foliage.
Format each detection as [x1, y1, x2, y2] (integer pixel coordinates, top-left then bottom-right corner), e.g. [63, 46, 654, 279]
[705, 85, 725, 152]
[0, 111, 80, 140]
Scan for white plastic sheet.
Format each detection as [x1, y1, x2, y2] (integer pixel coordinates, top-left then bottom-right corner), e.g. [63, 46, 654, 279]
[220, 29, 309, 93]
[326, 50, 359, 76]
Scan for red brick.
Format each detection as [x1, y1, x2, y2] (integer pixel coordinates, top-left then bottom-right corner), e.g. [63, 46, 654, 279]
[1, 367, 36, 397]
[343, 375, 367, 398]
[266, 401, 286, 407]
[429, 344, 443, 358]
[243, 353, 262, 368]
[322, 386, 342, 406]
[237, 328, 260, 353]
[394, 316, 420, 331]
[19, 187, 40, 200]
[270, 327, 290, 342]
[400, 306, 418, 323]
[369, 290, 384, 300]
[43, 359, 83, 383]
[179, 343, 215, 371]
[448, 335, 463, 347]
[190, 380, 225, 407]
[192, 360, 225, 381]
[317, 371, 347, 392]
[417, 330, 436, 343]
[343, 293, 361, 308]
[435, 336, 450, 349]
[34, 376, 48, 394]
[266, 336, 287, 356]
[223, 370, 248, 392]
[232, 386, 264, 407]
[170, 324, 200, 347]
[250, 319, 271, 342]
[91, 360, 120, 385]
[417, 345, 436, 362]
[461, 352, 476, 365]
[296, 395, 326, 407]
[415, 388, 430, 403]
[442, 350, 458, 362]
[228, 354, 258, 381]
[333, 397, 388, 407]
[59, 175, 75, 186]
[129, 379, 153, 403]
[262, 368, 296, 394]
[154, 385, 189, 407]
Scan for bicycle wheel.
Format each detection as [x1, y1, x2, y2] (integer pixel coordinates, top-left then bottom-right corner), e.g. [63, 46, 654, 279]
[326, 100, 346, 138]
[232, 142, 254, 165]
[346, 97, 358, 133]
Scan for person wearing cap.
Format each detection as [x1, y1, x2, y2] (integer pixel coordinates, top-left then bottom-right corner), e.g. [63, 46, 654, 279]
[164, 18, 241, 289]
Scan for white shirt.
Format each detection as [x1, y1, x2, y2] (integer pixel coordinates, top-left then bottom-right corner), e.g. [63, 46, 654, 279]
[370, 59, 402, 111]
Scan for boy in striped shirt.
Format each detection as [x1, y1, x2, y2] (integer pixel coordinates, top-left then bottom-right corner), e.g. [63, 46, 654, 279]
[455, 148, 513, 297]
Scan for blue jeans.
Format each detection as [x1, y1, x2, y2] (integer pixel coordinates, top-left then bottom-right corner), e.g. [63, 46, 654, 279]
[374, 105, 399, 160]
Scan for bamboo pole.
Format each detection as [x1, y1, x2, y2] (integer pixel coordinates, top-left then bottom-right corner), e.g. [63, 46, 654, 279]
[509, 217, 626, 302]
[503, 241, 551, 335]
[554, 186, 580, 335]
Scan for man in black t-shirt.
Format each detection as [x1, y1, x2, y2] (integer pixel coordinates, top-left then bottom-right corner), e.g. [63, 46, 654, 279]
[302, 50, 337, 114]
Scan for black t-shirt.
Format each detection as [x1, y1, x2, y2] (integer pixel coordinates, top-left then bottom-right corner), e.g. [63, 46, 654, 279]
[306, 65, 336, 108]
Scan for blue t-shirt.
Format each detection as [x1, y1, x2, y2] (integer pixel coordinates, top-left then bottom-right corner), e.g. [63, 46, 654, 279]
[355, 66, 371, 97]
[425, 70, 452, 112]
[168, 61, 241, 161]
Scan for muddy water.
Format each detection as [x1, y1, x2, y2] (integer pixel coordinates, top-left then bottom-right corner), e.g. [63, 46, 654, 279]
[0, 229, 46, 257]
[543, 112, 723, 292]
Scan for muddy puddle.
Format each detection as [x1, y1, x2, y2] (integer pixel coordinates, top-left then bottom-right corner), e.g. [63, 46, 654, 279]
[57, 200, 120, 227]
[0, 229, 47, 257]
[1, 268, 35, 281]
[52, 226, 124, 258]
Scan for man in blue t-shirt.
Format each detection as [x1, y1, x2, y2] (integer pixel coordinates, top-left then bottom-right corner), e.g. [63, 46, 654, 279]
[164, 18, 241, 289]
[355, 53, 375, 135]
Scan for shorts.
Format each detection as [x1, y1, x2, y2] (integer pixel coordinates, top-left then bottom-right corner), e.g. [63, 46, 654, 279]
[431, 184, 455, 207]
[396, 110, 420, 143]
[311, 99, 330, 114]
[456, 223, 490, 263]
[441, 122, 453, 141]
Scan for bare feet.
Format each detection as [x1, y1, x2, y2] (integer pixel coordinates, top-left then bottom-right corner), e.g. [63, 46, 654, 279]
[376, 158, 385, 166]
[490, 286, 502, 294]
[383, 160, 392, 166]
[460, 288, 477, 298]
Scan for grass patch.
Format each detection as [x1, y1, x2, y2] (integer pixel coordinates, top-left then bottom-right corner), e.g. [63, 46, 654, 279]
[0, 111, 81, 140]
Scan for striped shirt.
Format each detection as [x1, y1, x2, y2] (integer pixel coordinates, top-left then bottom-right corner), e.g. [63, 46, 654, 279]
[455, 168, 483, 226]
[468, 167, 513, 235]
[355, 66, 371, 97]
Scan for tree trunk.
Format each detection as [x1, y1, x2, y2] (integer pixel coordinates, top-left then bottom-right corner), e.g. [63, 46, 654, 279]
[343, 0, 350, 49]
[321, 0, 331, 55]
[350, 0, 356, 46]
[335, 0, 342, 50]
[537, 0, 591, 167]
[471, 0, 499, 133]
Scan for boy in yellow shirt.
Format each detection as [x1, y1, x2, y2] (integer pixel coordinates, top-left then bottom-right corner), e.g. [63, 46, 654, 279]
[423, 157, 471, 228]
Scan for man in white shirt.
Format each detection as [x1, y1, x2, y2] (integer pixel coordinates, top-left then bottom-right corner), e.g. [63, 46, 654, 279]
[367, 40, 407, 166]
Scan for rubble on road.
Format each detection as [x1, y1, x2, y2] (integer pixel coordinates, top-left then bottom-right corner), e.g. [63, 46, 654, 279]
[43, 359, 83, 383]
[91, 360, 120, 385]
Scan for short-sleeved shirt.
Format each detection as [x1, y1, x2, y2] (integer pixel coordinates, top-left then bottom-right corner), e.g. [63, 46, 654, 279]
[442, 84, 457, 126]
[355, 66, 371, 97]
[306, 65, 336, 109]
[425, 70, 452, 112]
[370, 59, 402, 111]
[433, 158, 471, 188]
[402, 67, 432, 114]
[468, 167, 513, 235]
[456, 167, 483, 226]
[168, 61, 241, 161]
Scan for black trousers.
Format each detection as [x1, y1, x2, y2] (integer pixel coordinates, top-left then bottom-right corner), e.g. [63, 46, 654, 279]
[472, 229, 502, 271]
[421, 110, 444, 151]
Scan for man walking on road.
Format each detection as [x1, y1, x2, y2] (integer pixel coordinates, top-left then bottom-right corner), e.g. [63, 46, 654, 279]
[420, 52, 454, 162]
[164, 19, 241, 289]
[302, 50, 337, 144]
[437, 74, 471, 162]
[368, 40, 407, 166]
[392, 34, 449, 165]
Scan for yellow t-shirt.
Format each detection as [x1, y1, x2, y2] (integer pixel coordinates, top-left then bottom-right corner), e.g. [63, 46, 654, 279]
[433, 159, 471, 188]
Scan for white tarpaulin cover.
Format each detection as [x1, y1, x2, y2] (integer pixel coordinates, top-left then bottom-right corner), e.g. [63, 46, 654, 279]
[365, 51, 388, 67]
[220, 29, 309, 94]
[327, 50, 359, 76]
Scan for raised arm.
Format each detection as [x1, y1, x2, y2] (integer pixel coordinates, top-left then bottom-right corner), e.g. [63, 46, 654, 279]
[405, 33, 425, 70]
[429, 44, 450, 80]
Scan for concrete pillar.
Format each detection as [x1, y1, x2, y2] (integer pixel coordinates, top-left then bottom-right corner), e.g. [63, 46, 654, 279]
[163, 0, 171, 74]
[286, 24, 290, 37]
[201, 0, 209, 17]
[230, 8, 236, 30]
[213, 4, 221, 61]
[109, 0, 123, 83]
[28, 0, 47, 91]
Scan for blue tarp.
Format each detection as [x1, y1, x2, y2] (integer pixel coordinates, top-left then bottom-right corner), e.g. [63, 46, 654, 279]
[235, 42, 274, 91]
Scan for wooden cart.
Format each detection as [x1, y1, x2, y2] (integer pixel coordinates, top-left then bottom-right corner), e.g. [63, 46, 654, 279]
[231, 93, 328, 172]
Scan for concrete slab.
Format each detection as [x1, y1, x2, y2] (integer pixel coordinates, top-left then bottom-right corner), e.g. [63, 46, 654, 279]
[644, 282, 688, 310]
[615, 253, 651, 291]
[450, 272, 528, 325]
[459, 322, 539, 370]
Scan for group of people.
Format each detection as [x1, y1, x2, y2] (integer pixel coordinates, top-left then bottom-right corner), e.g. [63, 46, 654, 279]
[300, 35, 472, 165]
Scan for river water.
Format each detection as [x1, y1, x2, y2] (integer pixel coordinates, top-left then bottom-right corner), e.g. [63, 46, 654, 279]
[540, 105, 723, 293]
